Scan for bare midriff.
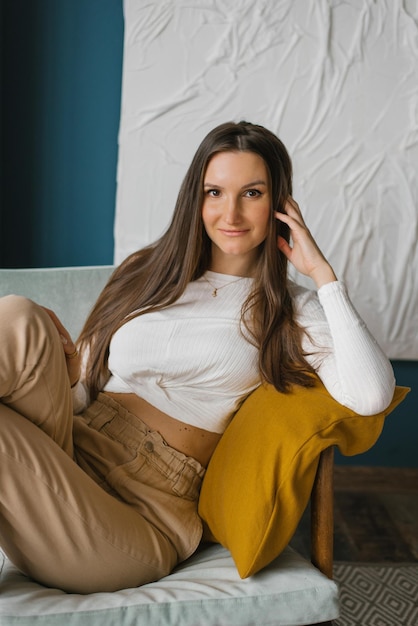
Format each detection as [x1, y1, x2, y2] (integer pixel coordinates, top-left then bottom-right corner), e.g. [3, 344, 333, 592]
[103, 392, 222, 468]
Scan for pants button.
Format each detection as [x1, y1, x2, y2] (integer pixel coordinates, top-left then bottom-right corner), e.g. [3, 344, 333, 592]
[144, 440, 154, 452]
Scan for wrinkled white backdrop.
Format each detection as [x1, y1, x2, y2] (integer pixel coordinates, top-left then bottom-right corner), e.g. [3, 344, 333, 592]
[114, 0, 418, 359]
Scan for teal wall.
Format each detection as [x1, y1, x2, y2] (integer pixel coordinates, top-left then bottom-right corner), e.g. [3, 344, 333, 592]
[1, 0, 123, 267]
[0, 0, 416, 467]
[335, 361, 415, 468]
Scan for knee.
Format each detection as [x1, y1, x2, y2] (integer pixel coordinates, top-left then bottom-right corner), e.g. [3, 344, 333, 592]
[0, 294, 41, 319]
[0, 295, 54, 338]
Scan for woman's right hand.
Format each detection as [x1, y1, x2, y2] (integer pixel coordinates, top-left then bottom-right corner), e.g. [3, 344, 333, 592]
[42, 307, 81, 387]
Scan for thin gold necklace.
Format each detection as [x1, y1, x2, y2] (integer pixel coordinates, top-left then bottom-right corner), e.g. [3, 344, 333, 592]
[202, 274, 246, 297]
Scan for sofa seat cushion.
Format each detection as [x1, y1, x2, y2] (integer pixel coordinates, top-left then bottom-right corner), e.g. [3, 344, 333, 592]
[0, 544, 339, 626]
[0, 266, 114, 338]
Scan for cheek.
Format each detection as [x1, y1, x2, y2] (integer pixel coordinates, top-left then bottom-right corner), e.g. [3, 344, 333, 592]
[201, 203, 217, 228]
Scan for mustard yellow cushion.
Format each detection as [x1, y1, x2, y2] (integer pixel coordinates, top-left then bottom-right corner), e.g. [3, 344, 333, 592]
[198, 381, 409, 578]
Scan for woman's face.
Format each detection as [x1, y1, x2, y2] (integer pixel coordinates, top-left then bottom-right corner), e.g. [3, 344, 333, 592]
[201, 150, 271, 276]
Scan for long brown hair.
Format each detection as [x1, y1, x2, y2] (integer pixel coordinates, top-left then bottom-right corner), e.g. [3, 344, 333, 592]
[78, 121, 315, 398]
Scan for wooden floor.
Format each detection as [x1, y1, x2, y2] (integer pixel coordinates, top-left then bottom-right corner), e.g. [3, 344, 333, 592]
[291, 466, 418, 562]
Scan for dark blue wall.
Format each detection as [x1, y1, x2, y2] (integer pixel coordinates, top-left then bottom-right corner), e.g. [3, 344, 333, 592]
[336, 361, 415, 468]
[0, 0, 415, 467]
[1, 0, 123, 267]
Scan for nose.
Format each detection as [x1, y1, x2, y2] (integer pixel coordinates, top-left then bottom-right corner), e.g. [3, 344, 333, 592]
[224, 195, 242, 224]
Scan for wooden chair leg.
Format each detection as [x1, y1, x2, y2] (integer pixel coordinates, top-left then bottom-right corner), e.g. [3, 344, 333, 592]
[310, 447, 334, 579]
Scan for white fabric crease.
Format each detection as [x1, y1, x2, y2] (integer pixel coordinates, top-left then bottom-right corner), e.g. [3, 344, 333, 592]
[115, 0, 418, 359]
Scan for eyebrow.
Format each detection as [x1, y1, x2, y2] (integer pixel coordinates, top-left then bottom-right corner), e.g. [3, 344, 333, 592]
[203, 180, 268, 189]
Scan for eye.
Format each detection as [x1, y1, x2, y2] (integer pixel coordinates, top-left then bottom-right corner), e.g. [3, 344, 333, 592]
[245, 189, 262, 198]
[206, 188, 221, 197]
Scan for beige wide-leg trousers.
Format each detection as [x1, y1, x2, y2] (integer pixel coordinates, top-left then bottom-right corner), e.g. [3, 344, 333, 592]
[0, 295, 204, 593]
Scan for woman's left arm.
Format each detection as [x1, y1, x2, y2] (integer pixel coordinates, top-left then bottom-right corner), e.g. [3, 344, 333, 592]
[276, 197, 337, 289]
[41, 306, 80, 387]
[277, 198, 396, 415]
[41, 306, 90, 412]
[295, 282, 396, 414]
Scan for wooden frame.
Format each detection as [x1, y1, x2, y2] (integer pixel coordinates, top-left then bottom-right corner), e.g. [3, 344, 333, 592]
[311, 446, 334, 578]
[310, 446, 335, 626]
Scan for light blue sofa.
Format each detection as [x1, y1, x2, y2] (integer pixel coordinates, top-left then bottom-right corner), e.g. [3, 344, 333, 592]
[0, 266, 339, 626]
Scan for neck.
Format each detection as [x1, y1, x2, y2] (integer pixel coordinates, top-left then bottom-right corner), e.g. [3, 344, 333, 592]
[209, 251, 259, 278]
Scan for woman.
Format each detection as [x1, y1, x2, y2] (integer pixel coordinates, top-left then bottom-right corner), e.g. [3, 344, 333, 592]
[0, 121, 395, 593]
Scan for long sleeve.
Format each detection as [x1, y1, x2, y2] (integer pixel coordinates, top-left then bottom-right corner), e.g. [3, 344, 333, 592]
[292, 280, 396, 415]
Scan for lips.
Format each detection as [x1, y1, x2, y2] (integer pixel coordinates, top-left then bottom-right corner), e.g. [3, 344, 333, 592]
[219, 229, 250, 237]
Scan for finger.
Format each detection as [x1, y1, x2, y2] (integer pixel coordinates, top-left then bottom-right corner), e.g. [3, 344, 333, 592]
[61, 336, 79, 358]
[65, 347, 79, 360]
[275, 209, 302, 230]
[284, 198, 306, 223]
[275, 210, 291, 223]
[41, 306, 66, 332]
[285, 195, 298, 208]
[277, 235, 292, 259]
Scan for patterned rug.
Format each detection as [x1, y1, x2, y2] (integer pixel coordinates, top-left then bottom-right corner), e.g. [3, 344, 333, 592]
[333, 562, 418, 626]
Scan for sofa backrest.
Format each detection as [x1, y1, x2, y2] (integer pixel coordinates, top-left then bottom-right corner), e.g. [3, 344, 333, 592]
[0, 266, 114, 338]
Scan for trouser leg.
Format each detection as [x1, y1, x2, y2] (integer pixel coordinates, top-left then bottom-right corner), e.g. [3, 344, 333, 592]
[0, 403, 177, 593]
[0, 295, 73, 456]
[0, 295, 179, 592]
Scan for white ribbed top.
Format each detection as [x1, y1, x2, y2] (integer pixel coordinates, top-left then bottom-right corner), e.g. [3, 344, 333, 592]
[104, 272, 258, 433]
[73, 272, 395, 433]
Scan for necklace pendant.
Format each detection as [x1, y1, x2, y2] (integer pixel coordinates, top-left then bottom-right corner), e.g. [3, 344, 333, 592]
[212, 288, 218, 297]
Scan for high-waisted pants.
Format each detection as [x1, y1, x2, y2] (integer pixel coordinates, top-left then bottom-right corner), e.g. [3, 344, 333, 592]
[0, 295, 205, 593]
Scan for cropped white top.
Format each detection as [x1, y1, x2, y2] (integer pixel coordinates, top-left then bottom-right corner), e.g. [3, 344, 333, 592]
[73, 271, 395, 433]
